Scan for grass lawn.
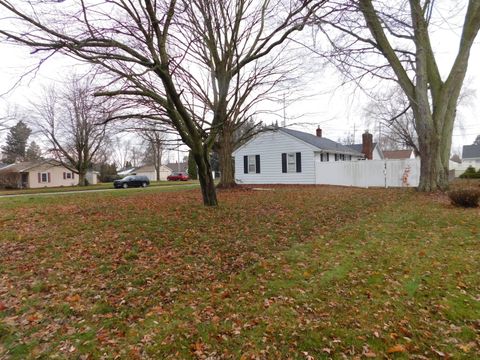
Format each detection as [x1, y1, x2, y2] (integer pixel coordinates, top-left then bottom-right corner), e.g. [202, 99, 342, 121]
[0, 180, 199, 196]
[0, 185, 479, 359]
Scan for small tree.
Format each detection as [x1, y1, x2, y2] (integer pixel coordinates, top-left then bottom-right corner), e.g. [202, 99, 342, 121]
[33, 76, 114, 186]
[187, 150, 198, 180]
[25, 141, 42, 161]
[1, 120, 31, 164]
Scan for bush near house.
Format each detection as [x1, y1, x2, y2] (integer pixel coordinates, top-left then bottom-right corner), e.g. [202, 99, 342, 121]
[459, 165, 480, 179]
[448, 188, 480, 208]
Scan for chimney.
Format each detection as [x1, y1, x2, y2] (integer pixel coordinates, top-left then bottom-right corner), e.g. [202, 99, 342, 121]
[362, 130, 373, 160]
[316, 126, 322, 137]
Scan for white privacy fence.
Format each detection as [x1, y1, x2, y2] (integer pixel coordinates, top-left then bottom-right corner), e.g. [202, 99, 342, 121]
[315, 159, 420, 188]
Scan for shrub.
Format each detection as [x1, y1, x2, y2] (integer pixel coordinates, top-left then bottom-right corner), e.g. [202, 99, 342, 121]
[448, 188, 480, 208]
[459, 166, 480, 179]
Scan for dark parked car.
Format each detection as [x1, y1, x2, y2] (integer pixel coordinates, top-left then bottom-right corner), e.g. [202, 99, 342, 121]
[167, 172, 189, 181]
[113, 175, 150, 188]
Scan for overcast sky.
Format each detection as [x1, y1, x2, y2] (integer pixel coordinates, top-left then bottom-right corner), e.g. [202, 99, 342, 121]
[0, 3, 479, 156]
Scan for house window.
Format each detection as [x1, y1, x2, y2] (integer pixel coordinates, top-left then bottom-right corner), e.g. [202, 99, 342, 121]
[66, 172, 72, 179]
[282, 152, 301, 173]
[248, 155, 256, 173]
[321, 153, 329, 162]
[243, 155, 260, 174]
[287, 153, 296, 173]
[41, 173, 48, 183]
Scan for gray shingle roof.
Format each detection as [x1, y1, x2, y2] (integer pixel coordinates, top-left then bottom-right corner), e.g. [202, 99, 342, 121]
[347, 143, 378, 152]
[279, 128, 363, 156]
[462, 144, 480, 159]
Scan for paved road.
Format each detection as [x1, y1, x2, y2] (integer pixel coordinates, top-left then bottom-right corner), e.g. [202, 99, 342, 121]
[0, 183, 199, 198]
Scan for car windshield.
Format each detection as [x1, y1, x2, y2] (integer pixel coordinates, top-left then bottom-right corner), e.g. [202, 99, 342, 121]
[123, 176, 133, 180]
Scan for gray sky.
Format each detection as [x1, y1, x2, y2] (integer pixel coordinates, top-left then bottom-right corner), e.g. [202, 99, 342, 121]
[0, 3, 479, 155]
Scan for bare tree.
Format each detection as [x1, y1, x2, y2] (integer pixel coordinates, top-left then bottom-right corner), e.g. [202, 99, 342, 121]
[363, 86, 419, 154]
[314, 1, 480, 191]
[138, 122, 166, 181]
[32, 76, 113, 185]
[0, 0, 322, 205]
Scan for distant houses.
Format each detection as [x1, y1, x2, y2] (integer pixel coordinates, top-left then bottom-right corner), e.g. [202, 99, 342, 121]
[0, 160, 78, 189]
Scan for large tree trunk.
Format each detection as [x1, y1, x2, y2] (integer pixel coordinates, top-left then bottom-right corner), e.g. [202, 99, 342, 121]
[78, 172, 88, 186]
[217, 128, 236, 189]
[416, 113, 452, 192]
[194, 149, 217, 206]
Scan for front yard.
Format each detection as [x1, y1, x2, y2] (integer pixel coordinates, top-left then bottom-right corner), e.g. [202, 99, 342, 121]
[0, 186, 479, 358]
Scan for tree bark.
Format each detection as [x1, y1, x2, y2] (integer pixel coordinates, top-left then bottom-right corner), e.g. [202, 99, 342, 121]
[78, 172, 88, 186]
[194, 149, 217, 206]
[217, 127, 236, 189]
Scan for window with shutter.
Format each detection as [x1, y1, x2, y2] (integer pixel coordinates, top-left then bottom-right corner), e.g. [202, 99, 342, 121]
[248, 155, 256, 173]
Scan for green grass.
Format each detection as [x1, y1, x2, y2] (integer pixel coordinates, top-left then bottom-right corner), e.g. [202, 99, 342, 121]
[0, 185, 479, 359]
[0, 180, 198, 196]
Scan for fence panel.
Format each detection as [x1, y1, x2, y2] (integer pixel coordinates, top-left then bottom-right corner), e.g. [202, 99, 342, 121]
[315, 159, 420, 188]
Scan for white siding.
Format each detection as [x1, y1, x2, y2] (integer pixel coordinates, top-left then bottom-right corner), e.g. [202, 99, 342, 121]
[234, 131, 317, 184]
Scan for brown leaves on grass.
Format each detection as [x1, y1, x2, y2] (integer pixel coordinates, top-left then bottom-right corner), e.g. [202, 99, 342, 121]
[1, 186, 478, 358]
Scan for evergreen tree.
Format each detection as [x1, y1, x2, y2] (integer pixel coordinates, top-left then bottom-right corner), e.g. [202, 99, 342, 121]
[25, 141, 42, 161]
[1, 120, 32, 164]
[187, 150, 198, 180]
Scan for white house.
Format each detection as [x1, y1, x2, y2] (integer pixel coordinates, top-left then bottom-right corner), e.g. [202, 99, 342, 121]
[132, 164, 173, 181]
[233, 127, 366, 185]
[0, 160, 78, 189]
[462, 144, 480, 169]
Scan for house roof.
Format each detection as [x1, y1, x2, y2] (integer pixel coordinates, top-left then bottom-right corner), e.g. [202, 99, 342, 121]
[0, 159, 60, 174]
[165, 162, 187, 172]
[462, 144, 480, 159]
[347, 142, 379, 152]
[347, 142, 383, 159]
[134, 164, 172, 173]
[279, 128, 363, 156]
[383, 150, 413, 159]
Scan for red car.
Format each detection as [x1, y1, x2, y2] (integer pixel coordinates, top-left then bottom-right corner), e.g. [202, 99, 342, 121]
[167, 172, 190, 181]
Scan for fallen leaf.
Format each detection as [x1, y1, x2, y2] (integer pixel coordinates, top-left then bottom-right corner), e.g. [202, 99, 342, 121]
[66, 294, 81, 303]
[387, 344, 406, 354]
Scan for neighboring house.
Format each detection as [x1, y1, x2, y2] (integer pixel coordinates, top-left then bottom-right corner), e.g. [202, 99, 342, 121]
[86, 170, 100, 185]
[462, 144, 480, 169]
[233, 127, 365, 184]
[0, 160, 78, 189]
[383, 149, 416, 160]
[0, 163, 7, 169]
[165, 162, 188, 173]
[133, 164, 173, 181]
[347, 140, 384, 160]
[117, 167, 136, 177]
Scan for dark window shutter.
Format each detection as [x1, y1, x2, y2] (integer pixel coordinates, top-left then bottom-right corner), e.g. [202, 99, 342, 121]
[63, 172, 66, 180]
[38, 173, 41, 183]
[296, 152, 302, 173]
[243, 156, 248, 174]
[72, 172, 74, 179]
[335, 154, 338, 161]
[255, 155, 260, 173]
[320, 153, 324, 162]
[281, 153, 287, 173]
[326, 153, 329, 161]
[47, 172, 51, 183]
